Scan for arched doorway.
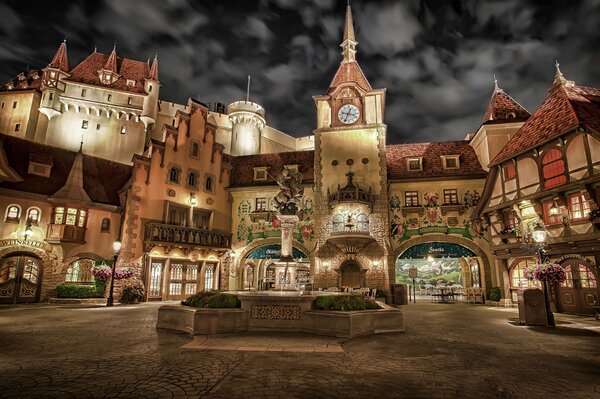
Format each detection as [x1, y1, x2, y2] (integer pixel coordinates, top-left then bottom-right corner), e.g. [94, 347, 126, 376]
[396, 242, 481, 302]
[340, 260, 361, 288]
[0, 254, 42, 304]
[557, 258, 599, 315]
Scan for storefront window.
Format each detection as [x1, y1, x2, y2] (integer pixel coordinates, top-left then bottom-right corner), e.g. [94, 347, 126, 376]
[66, 208, 77, 225]
[78, 210, 87, 227]
[52, 207, 87, 228]
[578, 264, 597, 288]
[510, 259, 540, 288]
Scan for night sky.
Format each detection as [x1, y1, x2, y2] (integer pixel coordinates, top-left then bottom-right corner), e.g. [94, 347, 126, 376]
[1, 0, 599, 143]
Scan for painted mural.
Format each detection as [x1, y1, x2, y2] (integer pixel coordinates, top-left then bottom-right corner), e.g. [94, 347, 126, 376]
[389, 191, 482, 243]
[236, 197, 314, 245]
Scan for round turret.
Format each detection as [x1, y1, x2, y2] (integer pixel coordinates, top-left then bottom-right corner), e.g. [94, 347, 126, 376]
[228, 101, 265, 156]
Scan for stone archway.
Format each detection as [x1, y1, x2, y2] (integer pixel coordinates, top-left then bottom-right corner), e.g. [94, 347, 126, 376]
[394, 235, 493, 295]
[338, 259, 363, 288]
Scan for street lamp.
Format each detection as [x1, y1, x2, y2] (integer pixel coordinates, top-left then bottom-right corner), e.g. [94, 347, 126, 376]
[548, 202, 560, 217]
[189, 193, 198, 207]
[107, 240, 122, 307]
[532, 223, 554, 326]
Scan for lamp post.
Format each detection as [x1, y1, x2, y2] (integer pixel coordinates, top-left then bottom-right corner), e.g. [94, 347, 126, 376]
[532, 223, 555, 326]
[106, 240, 122, 307]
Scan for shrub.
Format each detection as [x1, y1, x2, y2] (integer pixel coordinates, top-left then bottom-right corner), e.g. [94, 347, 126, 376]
[119, 279, 146, 304]
[182, 291, 240, 308]
[489, 287, 502, 301]
[54, 283, 103, 298]
[313, 294, 382, 311]
[375, 289, 387, 298]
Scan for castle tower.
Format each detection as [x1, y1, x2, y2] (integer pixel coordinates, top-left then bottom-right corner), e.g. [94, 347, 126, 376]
[39, 40, 70, 120]
[141, 55, 159, 130]
[227, 100, 265, 156]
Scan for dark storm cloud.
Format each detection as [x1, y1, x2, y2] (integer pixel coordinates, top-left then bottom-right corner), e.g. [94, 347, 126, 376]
[1, 0, 599, 143]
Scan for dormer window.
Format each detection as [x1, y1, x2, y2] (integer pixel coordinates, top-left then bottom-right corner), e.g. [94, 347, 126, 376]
[28, 154, 53, 177]
[126, 79, 136, 87]
[49, 71, 57, 79]
[284, 164, 299, 174]
[406, 157, 423, 171]
[441, 155, 460, 169]
[253, 167, 268, 181]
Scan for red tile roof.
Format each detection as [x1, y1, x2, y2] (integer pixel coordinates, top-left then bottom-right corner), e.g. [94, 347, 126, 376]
[48, 41, 69, 72]
[0, 70, 43, 92]
[103, 47, 118, 73]
[0, 134, 131, 206]
[329, 61, 373, 93]
[67, 52, 150, 94]
[229, 150, 315, 187]
[491, 83, 600, 165]
[386, 141, 487, 180]
[481, 88, 530, 124]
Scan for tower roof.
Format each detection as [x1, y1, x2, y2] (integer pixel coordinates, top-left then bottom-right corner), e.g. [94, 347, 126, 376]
[50, 145, 92, 204]
[491, 68, 600, 166]
[328, 3, 372, 93]
[481, 77, 530, 124]
[48, 40, 69, 72]
[103, 45, 118, 73]
[149, 54, 159, 81]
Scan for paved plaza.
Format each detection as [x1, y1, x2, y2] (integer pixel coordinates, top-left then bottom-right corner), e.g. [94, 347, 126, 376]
[0, 301, 599, 399]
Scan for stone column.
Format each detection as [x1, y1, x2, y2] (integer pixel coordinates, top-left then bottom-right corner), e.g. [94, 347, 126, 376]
[277, 215, 299, 262]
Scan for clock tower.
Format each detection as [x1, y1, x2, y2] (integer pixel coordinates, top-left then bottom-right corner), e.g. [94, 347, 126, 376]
[312, 3, 391, 291]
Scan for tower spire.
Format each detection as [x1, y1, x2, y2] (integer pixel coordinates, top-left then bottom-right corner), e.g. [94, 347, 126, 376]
[148, 53, 159, 80]
[104, 44, 118, 73]
[553, 60, 566, 86]
[341, 3, 357, 63]
[48, 39, 69, 72]
[493, 73, 501, 93]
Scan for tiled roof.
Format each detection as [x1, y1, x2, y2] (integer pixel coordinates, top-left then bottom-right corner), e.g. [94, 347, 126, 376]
[67, 52, 150, 94]
[229, 150, 315, 187]
[329, 61, 372, 93]
[0, 134, 131, 206]
[386, 141, 487, 180]
[491, 83, 600, 165]
[0, 70, 43, 92]
[481, 88, 530, 124]
[48, 41, 69, 72]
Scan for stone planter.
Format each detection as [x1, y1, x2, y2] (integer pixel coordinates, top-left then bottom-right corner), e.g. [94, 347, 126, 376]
[157, 305, 247, 335]
[48, 297, 106, 305]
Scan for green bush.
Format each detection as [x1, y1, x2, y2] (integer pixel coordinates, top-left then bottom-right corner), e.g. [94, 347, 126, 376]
[313, 294, 382, 311]
[182, 291, 240, 308]
[375, 289, 387, 298]
[54, 284, 103, 298]
[489, 287, 502, 301]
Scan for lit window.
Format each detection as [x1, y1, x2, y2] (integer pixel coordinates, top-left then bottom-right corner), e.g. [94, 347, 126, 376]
[15, 124, 20, 132]
[255, 198, 267, 212]
[5, 205, 20, 222]
[568, 193, 590, 221]
[49, 71, 57, 79]
[510, 259, 540, 288]
[26, 208, 40, 224]
[204, 265, 214, 291]
[503, 163, 516, 180]
[407, 157, 422, 171]
[542, 149, 567, 189]
[542, 200, 561, 226]
[120, 126, 126, 134]
[66, 208, 77, 225]
[405, 191, 419, 207]
[53, 207, 65, 224]
[101, 218, 110, 232]
[65, 259, 94, 283]
[81, 120, 88, 129]
[443, 189, 458, 205]
[78, 209, 86, 228]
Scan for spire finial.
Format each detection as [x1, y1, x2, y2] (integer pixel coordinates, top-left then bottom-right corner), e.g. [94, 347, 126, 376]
[493, 73, 501, 93]
[113, 42, 117, 51]
[246, 75, 251, 102]
[341, 1, 357, 62]
[553, 59, 569, 87]
[94, 44, 97, 53]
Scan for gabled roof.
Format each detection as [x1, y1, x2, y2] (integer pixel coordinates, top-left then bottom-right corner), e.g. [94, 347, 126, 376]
[491, 82, 600, 166]
[48, 40, 69, 72]
[0, 134, 131, 206]
[229, 150, 314, 187]
[0, 70, 43, 92]
[67, 52, 150, 94]
[329, 62, 373, 93]
[386, 141, 487, 180]
[481, 81, 530, 124]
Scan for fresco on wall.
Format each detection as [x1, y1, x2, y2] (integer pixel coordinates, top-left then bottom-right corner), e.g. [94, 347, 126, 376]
[389, 191, 478, 243]
[236, 197, 314, 245]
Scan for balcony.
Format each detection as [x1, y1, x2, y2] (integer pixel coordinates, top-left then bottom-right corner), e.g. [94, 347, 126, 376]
[326, 222, 375, 255]
[144, 222, 231, 251]
[46, 224, 86, 244]
[327, 171, 373, 209]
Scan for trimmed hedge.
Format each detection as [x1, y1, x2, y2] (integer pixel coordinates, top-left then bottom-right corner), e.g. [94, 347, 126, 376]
[55, 284, 102, 298]
[314, 294, 382, 311]
[489, 287, 502, 301]
[182, 291, 241, 308]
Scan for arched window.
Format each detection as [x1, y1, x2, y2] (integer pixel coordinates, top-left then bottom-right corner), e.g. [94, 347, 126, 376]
[5, 205, 21, 222]
[542, 149, 567, 189]
[204, 176, 213, 192]
[191, 142, 199, 157]
[510, 259, 540, 288]
[332, 214, 344, 232]
[188, 172, 197, 188]
[169, 167, 180, 183]
[204, 265, 214, 291]
[101, 218, 110, 232]
[26, 208, 41, 224]
[65, 259, 94, 283]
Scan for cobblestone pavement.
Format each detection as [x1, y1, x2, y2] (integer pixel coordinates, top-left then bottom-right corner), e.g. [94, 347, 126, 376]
[1, 302, 599, 399]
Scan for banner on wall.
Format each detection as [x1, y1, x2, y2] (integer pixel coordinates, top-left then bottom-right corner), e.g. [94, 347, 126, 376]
[399, 242, 476, 259]
[245, 244, 308, 261]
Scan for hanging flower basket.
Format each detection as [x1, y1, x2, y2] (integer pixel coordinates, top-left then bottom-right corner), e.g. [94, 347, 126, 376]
[91, 265, 135, 281]
[524, 263, 566, 285]
[588, 209, 600, 225]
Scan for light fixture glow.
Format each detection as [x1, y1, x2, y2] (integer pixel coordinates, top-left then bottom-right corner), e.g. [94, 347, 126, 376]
[112, 240, 122, 253]
[189, 193, 198, 207]
[532, 223, 547, 244]
[549, 202, 560, 216]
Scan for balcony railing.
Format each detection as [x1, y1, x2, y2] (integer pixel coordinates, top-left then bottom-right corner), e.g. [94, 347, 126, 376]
[144, 222, 231, 251]
[46, 224, 86, 244]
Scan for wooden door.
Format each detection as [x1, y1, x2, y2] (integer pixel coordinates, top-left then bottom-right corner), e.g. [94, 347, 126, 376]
[558, 260, 599, 315]
[0, 255, 41, 304]
[167, 262, 199, 300]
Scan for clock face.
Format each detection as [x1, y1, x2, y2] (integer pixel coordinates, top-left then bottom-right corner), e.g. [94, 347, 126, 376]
[338, 104, 360, 124]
